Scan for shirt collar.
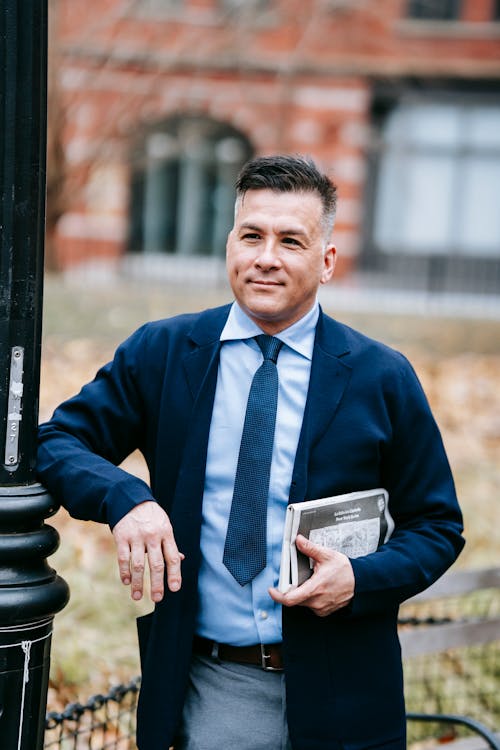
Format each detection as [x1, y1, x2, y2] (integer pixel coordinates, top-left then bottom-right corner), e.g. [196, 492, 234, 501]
[220, 301, 319, 360]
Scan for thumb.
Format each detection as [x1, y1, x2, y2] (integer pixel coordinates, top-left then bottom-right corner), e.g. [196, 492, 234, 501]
[295, 534, 332, 562]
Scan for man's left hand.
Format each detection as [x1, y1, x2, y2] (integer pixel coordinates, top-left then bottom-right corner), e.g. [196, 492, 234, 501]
[269, 534, 355, 617]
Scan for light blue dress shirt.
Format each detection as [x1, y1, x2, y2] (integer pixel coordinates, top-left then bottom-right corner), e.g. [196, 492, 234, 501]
[195, 301, 319, 646]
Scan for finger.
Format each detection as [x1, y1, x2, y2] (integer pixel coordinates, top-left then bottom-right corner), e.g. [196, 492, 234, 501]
[116, 540, 132, 586]
[162, 537, 183, 593]
[130, 542, 146, 601]
[269, 586, 296, 604]
[271, 583, 339, 617]
[295, 534, 332, 562]
[146, 543, 165, 603]
[269, 579, 316, 608]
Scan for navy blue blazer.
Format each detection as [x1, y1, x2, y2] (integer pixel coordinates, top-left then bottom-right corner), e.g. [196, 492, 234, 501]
[38, 304, 464, 750]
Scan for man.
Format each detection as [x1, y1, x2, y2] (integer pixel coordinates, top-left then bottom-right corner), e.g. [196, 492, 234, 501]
[38, 155, 464, 750]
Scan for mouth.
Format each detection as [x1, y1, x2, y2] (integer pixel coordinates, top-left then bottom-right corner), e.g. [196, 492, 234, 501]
[248, 279, 283, 287]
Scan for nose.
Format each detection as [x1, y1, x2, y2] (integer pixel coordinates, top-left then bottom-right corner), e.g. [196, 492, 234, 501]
[255, 238, 281, 270]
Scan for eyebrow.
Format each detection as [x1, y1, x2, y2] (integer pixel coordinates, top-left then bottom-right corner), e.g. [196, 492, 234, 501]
[239, 222, 308, 238]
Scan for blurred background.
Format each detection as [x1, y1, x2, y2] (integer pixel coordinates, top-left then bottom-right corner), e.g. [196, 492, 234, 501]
[46, 0, 500, 302]
[40, 0, 499, 742]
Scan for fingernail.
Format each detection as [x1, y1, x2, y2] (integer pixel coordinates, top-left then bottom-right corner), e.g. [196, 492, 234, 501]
[170, 581, 180, 592]
[133, 591, 142, 600]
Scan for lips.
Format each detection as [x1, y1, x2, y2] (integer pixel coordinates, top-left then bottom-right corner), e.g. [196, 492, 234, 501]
[248, 279, 283, 286]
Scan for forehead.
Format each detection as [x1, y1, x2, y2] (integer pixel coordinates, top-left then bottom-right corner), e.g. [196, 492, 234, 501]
[235, 189, 323, 232]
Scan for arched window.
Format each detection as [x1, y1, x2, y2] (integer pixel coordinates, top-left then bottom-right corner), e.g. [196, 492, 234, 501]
[128, 116, 253, 257]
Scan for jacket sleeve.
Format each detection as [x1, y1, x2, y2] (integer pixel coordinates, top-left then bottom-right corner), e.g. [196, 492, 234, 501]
[37, 325, 157, 529]
[348, 355, 465, 617]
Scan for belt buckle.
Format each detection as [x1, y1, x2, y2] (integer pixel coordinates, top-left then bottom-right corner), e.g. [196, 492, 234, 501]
[260, 644, 282, 672]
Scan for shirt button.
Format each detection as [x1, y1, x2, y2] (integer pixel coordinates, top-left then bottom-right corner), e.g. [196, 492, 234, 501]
[260, 610, 268, 620]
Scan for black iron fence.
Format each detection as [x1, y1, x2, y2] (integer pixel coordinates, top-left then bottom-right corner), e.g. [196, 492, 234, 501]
[402, 567, 499, 746]
[44, 568, 500, 749]
[44, 678, 140, 750]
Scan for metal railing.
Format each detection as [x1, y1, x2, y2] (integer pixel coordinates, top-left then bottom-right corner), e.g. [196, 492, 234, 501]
[44, 678, 140, 749]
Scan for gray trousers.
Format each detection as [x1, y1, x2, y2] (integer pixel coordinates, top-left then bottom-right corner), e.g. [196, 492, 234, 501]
[174, 653, 293, 750]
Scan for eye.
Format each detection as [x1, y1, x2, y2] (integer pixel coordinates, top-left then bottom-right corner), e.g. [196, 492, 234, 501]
[241, 232, 261, 241]
[282, 236, 302, 248]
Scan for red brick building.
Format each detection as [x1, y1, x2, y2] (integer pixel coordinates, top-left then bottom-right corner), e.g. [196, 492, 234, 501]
[49, 0, 500, 293]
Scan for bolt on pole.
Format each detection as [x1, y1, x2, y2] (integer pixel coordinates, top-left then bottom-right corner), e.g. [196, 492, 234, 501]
[0, 2, 69, 749]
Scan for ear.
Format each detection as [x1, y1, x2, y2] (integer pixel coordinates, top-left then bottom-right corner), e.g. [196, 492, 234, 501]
[320, 245, 336, 285]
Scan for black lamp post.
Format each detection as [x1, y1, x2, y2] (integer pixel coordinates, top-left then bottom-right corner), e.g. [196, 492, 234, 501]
[0, 2, 69, 748]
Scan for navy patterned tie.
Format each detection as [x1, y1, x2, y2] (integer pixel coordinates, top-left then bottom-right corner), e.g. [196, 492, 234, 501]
[223, 335, 283, 586]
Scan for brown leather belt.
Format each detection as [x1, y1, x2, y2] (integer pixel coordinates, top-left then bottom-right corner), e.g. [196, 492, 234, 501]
[193, 635, 284, 672]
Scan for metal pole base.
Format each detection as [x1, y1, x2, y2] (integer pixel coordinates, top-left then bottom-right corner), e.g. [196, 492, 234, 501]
[0, 484, 69, 750]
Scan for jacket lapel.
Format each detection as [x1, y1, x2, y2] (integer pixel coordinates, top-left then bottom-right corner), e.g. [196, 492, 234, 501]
[182, 304, 232, 402]
[290, 310, 352, 503]
[168, 306, 230, 566]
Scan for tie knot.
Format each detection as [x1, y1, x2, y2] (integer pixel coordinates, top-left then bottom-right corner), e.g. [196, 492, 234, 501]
[255, 334, 283, 364]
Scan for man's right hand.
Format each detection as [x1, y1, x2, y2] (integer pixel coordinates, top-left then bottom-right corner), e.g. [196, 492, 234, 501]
[112, 500, 184, 603]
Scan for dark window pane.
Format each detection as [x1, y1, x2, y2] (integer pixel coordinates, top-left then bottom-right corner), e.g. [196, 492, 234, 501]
[197, 163, 218, 256]
[128, 171, 144, 254]
[159, 160, 179, 253]
[407, 0, 461, 20]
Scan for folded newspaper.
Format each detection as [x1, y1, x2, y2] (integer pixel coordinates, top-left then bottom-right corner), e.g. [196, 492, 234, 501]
[278, 488, 393, 592]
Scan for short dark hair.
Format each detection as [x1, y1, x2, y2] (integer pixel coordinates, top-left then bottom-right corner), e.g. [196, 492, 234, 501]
[235, 154, 337, 239]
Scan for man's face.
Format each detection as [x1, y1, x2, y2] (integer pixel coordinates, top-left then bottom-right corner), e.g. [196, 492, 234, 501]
[226, 189, 336, 334]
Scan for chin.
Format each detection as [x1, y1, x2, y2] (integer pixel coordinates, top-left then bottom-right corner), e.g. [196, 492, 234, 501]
[248, 311, 286, 335]
[244, 301, 280, 321]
